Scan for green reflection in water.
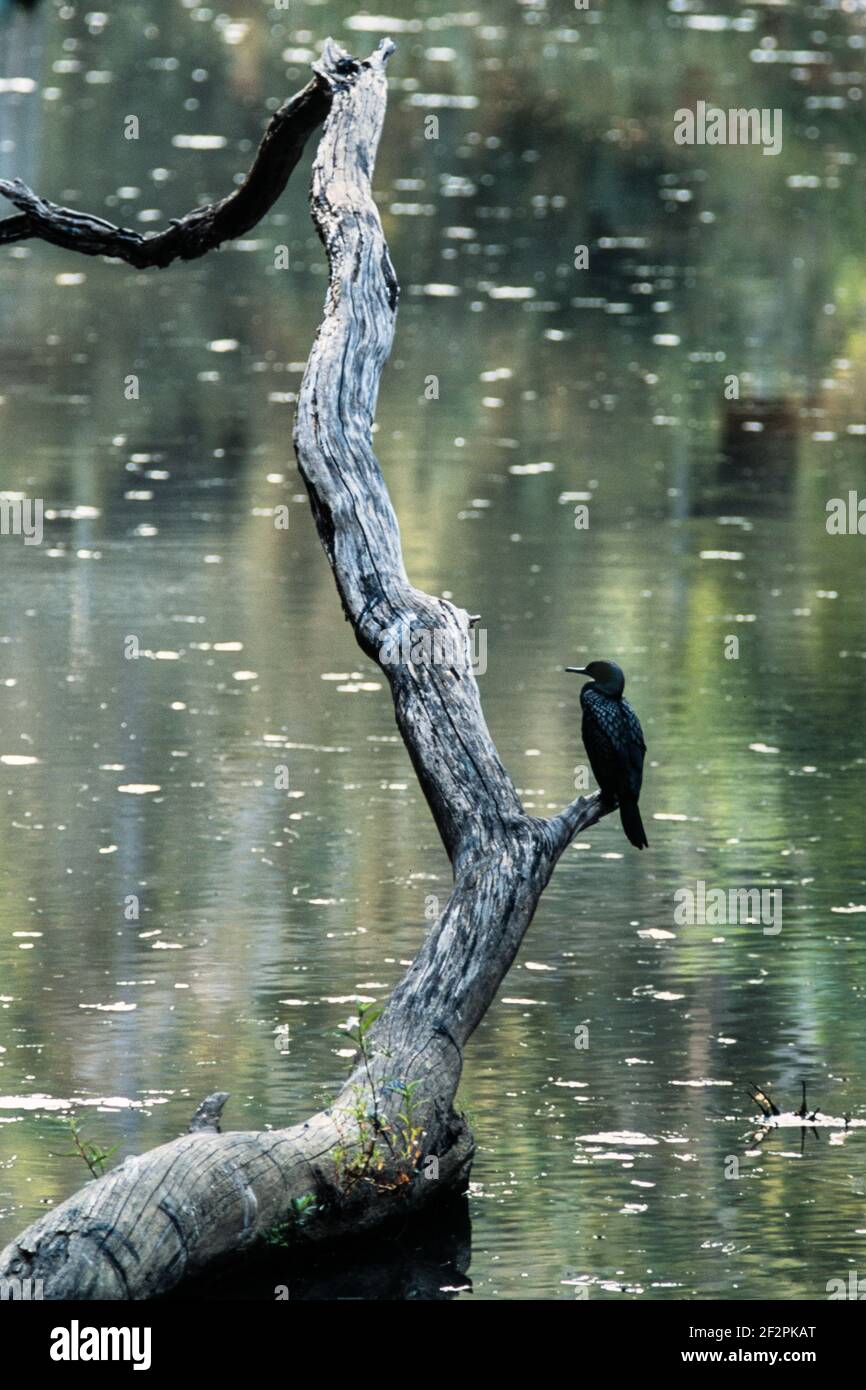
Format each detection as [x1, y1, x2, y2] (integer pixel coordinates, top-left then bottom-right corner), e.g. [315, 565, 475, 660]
[1, 0, 865, 1300]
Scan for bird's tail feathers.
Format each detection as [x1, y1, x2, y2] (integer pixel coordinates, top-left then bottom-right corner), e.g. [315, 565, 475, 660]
[619, 799, 648, 850]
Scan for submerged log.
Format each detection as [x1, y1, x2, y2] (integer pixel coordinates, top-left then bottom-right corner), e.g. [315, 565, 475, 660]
[0, 38, 608, 1300]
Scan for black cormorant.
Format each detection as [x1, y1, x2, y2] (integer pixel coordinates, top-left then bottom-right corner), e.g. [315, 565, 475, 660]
[566, 659, 648, 850]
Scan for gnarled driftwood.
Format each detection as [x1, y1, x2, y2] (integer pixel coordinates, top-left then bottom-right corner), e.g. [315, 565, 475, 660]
[0, 38, 608, 1300]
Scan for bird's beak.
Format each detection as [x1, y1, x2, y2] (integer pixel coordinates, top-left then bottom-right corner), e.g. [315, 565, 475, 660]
[565, 667, 587, 674]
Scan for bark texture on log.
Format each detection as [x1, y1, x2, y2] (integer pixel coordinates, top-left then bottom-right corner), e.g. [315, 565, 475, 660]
[0, 71, 334, 267]
[0, 38, 608, 1300]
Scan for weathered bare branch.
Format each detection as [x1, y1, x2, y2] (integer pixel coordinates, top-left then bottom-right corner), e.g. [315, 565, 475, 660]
[546, 790, 610, 855]
[0, 70, 335, 267]
[0, 36, 609, 1300]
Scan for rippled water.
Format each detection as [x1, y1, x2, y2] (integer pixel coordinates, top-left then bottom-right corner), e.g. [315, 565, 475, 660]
[1, 0, 866, 1300]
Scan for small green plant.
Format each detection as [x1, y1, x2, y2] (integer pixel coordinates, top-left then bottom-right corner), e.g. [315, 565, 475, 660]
[53, 1116, 119, 1179]
[340, 1001, 383, 1058]
[331, 1001, 388, 1188]
[262, 1192, 320, 1247]
[390, 1078, 425, 1171]
[331, 1004, 428, 1193]
[330, 1085, 383, 1191]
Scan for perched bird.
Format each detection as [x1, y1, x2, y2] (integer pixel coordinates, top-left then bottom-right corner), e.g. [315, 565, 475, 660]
[566, 659, 648, 849]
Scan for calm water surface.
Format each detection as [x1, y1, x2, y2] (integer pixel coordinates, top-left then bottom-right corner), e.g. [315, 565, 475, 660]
[1, 0, 865, 1300]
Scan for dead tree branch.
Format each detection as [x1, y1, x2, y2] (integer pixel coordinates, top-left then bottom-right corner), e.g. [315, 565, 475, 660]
[0, 38, 609, 1300]
[0, 69, 336, 267]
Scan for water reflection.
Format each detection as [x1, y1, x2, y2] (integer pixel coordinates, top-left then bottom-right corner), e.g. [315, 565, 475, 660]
[1, 0, 866, 1301]
[176, 1192, 473, 1302]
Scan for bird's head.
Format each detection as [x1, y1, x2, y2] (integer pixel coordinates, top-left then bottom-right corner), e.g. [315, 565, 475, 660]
[565, 659, 625, 698]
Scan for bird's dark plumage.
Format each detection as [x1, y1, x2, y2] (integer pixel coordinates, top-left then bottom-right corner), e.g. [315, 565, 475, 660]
[566, 659, 648, 849]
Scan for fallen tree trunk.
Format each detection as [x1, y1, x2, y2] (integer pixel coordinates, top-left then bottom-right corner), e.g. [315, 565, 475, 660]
[0, 37, 608, 1300]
